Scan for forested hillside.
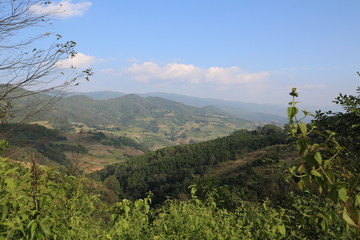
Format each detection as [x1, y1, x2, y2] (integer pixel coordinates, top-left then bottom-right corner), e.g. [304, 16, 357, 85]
[7, 88, 256, 149]
[91, 125, 287, 202]
[69, 91, 288, 123]
[0, 123, 148, 172]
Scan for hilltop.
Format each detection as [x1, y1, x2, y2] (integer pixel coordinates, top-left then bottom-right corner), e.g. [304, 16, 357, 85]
[8, 89, 255, 149]
[68, 91, 289, 123]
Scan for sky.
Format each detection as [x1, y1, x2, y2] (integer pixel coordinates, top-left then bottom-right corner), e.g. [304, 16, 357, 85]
[28, 0, 360, 106]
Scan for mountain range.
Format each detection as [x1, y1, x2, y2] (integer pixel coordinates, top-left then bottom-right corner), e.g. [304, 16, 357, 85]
[8, 90, 255, 149]
[66, 91, 288, 123]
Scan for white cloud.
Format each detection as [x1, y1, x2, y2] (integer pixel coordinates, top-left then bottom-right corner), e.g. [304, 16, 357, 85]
[120, 62, 269, 85]
[30, 1, 92, 18]
[206, 66, 268, 84]
[56, 52, 96, 68]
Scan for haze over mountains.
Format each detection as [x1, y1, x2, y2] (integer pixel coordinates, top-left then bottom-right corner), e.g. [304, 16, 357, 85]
[67, 91, 289, 123]
[8, 89, 256, 149]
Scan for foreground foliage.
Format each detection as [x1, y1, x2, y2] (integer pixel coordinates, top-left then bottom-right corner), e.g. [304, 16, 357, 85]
[287, 87, 360, 234]
[0, 156, 289, 239]
[1, 155, 357, 239]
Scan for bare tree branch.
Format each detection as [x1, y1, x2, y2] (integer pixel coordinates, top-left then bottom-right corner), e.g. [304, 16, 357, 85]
[0, 0, 92, 123]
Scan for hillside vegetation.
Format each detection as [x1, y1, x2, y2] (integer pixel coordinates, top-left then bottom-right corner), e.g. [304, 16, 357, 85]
[8, 89, 255, 149]
[1, 117, 358, 239]
[69, 91, 288, 123]
[91, 125, 287, 203]
[0, 123, 148, 172]
[1, 86, 360, 238]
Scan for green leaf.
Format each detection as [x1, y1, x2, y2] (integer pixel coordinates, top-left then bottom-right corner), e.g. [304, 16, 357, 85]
[39, 218, 51, 236]
[299, 122, 307, 136]
[297, 139, 307, 155]
[310, 143, 320, 152]
[310, 169, 322, 178]
[356, 195, 360, 207]
[124, 205, 130, 216]
[5, 178, 16, 192]
[287, 106, 298, 120]
[134, 200, 144, 209]
[342, 209, 358, 228]
[320, 219, 327, 230]
[324, 160, 331, 170]
[278, 224, 286, 235]
[349, 178, 358, 190]
[314, 152, 322, 165]
[2, 221, 14, 228]
[325, 130, 336, 137]
[302, 110, 310, 116]
[298, 164, 305, 173]
[1, 205, 8, 221]
[30, 221, 38, 240]
[298, 179, 305, 191]
[338, 188, 349, 203]
[318, 185, 323, 194]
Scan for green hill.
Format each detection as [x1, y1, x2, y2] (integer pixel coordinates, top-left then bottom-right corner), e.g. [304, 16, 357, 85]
[11, 91, 255, 149]
[0, 123, 148, 172]
[69, 91, 289, 123]
[91, 124, 287, 203]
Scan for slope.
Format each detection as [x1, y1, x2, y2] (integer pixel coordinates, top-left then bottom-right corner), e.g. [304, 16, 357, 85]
[0, 123, 148, 172]
[91, 124, 287, 203]
[40, 94, 255, 149]
[68, 91, 288, 123]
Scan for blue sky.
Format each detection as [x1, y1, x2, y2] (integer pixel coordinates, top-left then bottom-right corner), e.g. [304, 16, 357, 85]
[32, 0, 360, 106]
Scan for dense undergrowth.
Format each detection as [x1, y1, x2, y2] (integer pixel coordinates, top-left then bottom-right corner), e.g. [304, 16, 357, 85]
[0, 150, 357, 239]
[1, 121, 359, 238]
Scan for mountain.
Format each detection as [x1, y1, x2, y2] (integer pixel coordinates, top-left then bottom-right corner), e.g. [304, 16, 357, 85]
[9, 91, 254, 149]
[68, 91, 288, 123]
[66, 91, 126, 100]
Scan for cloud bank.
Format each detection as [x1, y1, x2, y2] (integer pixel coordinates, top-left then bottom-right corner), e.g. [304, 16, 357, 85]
[117, 62, 269, 85]
[30, 1, 92, 18]
[56, 52, 96, 68]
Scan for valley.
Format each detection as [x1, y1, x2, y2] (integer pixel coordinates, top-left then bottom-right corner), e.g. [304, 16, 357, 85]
[3, 89, 286, 175]
[1, 1, 359, 238]
[1, 88, 360, 238]
[10, 90, 263, 150]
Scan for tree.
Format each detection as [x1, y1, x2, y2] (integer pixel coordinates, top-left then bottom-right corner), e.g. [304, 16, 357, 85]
[287, 87, 360, 232]
[314, 86, 360, 173]
[0, 0, 92, 123]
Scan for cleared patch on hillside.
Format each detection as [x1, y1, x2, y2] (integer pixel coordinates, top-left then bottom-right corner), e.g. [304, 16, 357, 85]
[205, 144, 299, 179]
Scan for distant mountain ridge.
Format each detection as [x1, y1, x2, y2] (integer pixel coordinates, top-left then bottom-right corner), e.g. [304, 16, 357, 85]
[68, 91, 288, 123]
[12, 92, 253, 149]
[66, 91, 126, 100]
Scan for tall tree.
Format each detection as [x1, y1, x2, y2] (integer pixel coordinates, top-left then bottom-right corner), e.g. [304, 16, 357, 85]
[0, 0, 92, 122]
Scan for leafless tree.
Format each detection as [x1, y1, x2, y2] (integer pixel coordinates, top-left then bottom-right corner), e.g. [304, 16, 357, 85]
[0, 0, 92, 123]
